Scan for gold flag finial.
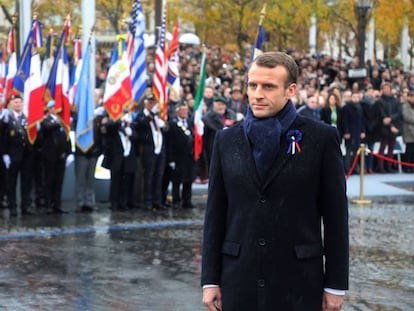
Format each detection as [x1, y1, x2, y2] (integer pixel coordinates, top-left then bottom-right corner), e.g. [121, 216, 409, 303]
[259, 4, 267, 26]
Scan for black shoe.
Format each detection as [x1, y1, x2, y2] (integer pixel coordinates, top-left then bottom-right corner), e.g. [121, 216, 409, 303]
[182, 203, 196, 209]
[81, 205, 96, 212]
[54, 207, 68, 214]
[144, 203, 155, 211]
[152, 203, 168, 210]
[21, 208, 35, 215]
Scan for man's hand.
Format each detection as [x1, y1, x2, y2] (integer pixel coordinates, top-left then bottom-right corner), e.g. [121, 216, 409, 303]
[322, 292, 344, 311]
[390, 125, 399, 135]
[202, 287, 222, 311]
[383, 117, 392, 125]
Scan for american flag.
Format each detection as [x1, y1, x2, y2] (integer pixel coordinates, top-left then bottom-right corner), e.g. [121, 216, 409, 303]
[152, 6, 167, 120]
[167, 21, 180, 98]
[127, 0, 147, 103]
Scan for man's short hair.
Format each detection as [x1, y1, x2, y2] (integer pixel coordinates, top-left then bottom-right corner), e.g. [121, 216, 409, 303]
[250, 52, 299, 88]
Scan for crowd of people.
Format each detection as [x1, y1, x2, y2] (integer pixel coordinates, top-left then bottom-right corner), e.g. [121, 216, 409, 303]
[1, 44, 414, 217]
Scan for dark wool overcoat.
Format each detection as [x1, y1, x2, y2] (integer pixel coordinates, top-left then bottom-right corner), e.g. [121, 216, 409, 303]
[201, 115, 349, 311]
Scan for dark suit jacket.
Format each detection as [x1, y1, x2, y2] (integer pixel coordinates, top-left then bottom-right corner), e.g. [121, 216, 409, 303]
[165, 117, 195, 182]
[201, 115, 349, 311]
[102, 120, 138, 173]
[202, 109, 237, 163]
[320, 106, 343, 138]
[39, 115, 71, 162]
[4, 112, 32, 163]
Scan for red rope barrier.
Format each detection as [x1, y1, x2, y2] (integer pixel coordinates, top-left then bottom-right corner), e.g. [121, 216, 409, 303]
[345, 151, 360, 179]
[345, 148, 414, 180]
[369, 150, 414, 168]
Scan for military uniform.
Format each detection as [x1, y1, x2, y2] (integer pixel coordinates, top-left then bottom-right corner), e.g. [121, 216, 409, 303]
[3, 110, 35, 215]
[38, 113, 71, 213]
[165, 116, 195, 208]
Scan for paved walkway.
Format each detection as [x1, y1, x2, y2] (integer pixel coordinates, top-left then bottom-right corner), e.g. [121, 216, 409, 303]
[0, 172, 413, 310]
[346, 172, 414, 199]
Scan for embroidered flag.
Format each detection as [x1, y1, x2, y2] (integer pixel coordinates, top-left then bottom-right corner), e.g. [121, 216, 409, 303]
[74, 42, 94, 152]
[103, 39, 132, 121]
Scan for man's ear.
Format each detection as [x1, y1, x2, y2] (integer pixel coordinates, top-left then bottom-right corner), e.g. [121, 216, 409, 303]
[286, 83, 297, 99]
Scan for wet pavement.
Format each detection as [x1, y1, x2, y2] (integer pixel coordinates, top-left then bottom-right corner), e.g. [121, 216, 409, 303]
[0, 177, 414, 310]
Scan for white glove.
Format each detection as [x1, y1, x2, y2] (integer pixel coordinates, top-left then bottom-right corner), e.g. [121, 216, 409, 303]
[2, 154, 11, 169]
[121, 113, 132, 124]
[65, 154, 75, 167]
[151, 104, 160, 114]
[124, 127, 132, 136]
[168, 162, 176, 170]
[0, 109, 9, 123]
[94, 106, 105, 117]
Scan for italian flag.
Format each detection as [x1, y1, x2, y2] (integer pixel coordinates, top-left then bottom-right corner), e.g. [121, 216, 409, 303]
[193, 52, 206, 161]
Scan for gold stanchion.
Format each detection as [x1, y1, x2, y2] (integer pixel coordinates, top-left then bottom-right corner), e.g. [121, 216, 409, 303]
[351, 144, 372, 205]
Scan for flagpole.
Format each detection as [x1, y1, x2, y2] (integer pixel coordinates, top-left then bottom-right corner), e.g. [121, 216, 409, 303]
[243, 4, 267, 99]
[255, 4, 266, 48]
[19, 0, 31, 57]
[82, 0, 96, 91]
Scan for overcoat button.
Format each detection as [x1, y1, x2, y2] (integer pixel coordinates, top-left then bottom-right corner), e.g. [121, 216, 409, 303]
[258, 238, 266, 246]
[257, 279, 265, 287]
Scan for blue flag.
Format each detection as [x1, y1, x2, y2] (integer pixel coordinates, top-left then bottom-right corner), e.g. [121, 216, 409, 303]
[251, 25, 265, 61]
[13, 29, 34, 95]
[74, 42, 94, 152]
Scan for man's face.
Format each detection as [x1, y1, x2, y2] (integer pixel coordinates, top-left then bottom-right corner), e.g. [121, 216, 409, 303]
[247, 64, 296, 118]
[231, 90, 243, 101]
[382, 85, 392, 96]
[145, 99, 156, 110]
[351, 93, 360, 104]
[213, 101, 226, 115]
[204, 87, 214, 99]
[11, 98, 23, 113]
[176, 105, 189, 119]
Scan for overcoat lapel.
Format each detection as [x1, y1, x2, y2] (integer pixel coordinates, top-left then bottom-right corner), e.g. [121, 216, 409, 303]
[263, 116, 305, 190]
[234, 126, 262, 189]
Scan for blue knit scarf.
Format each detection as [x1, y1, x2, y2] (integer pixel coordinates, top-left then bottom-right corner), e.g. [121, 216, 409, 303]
[243, 100, 297, 181]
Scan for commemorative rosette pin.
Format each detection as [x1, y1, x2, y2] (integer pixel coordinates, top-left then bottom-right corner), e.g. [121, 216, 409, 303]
[286, 129, 302, 155]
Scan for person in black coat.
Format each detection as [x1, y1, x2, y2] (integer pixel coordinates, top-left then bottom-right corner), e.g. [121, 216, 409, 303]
[320, 92, 343, 138]
[102, 112, 139, 211]
[202, 52, 348, 311]
[375, 82, 403, 173]
[360, 88, 381, 173]
[0, 95, 9, 209]
[341, 92, 366, 174]
[133, 93, 167, 211]
[165, 102, 196, 209]
[2, 94, 35, 216]
[38, 100, 72, 213]
[202, 96, 237, 166]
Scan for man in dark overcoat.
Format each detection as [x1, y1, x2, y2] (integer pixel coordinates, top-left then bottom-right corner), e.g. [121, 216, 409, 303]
[201, 52, 348, 311]
[341, 92, 366, 174]
[2, 94, 35, 216]
[38, 100, 72, 213]
[133, 93, 167, 210]
[165, 102, 195, 208]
